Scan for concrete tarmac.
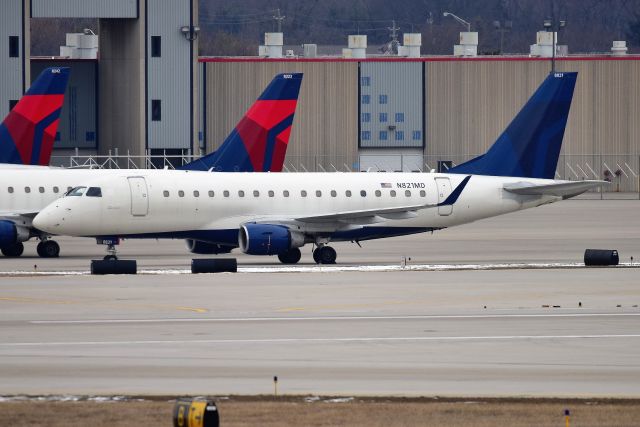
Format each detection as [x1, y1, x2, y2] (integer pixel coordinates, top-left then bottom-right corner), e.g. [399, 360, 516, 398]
[0, 199, 638, 397]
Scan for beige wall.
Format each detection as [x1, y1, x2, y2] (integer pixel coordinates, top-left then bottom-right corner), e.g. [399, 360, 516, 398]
[204, 61, 359, 171]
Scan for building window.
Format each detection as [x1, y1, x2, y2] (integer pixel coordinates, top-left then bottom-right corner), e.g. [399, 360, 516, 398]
[361, 113, 370, 122]
[151, 36, 161, 57]
[9, 36, 19, 58]
[379, 131, 388, 141]
[412, 130, 422, 140]
[361, 76, 370, 86]
[379, 94, 388, 104]
[151, 100, 161, 121]
[361, 131, 371, 141]
[9, 100, 18, 111]
[361, 95, 370, 105]
[86, 131, 95, 142]
[379, 112, 388, 123]
[395, 131, 404, 141]
[395, 113, 404, 123]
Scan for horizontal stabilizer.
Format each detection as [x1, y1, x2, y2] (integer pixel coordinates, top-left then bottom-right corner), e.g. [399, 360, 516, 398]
[503, 180, 608, 198]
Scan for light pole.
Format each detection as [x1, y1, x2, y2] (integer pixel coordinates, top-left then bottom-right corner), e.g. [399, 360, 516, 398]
[443, 12, 471, 33]
[543, 18, 566, 74]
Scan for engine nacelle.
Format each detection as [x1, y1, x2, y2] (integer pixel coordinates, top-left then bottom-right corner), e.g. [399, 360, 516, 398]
[239, 224, 304, 255]
[185, 239, 234, 255]
[0, 220, 29, 246]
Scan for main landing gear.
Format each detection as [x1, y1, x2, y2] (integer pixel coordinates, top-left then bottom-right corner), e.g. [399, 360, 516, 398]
[1, 242, 24, 257]
[37, 239, 60, 258]
[278, 247, 302, 264]
[312, 245, 337, 265]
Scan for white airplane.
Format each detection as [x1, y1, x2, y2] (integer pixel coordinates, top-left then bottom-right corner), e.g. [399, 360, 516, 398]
[0, 69, 303, 257]
[33, 72, 606, 264]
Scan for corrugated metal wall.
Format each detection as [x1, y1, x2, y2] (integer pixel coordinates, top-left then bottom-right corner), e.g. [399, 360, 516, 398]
[147, 0, 191, 150]
[32, 61, 97, 149]
[31, 0, 137, 18]
[0, 0, 25, 119]
[204, 61, 359, 170]
[359, 62, 423, 149]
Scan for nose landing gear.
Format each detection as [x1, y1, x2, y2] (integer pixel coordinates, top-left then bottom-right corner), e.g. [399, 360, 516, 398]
[37, 239, 60, 258]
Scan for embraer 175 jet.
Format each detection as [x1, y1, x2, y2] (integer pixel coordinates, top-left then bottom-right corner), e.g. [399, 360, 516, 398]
[0, 68, 302, 257]
[34, 72, 606, 265]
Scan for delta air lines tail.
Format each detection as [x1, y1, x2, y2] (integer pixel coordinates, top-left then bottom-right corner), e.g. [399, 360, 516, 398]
[0, 67, 70, 166]
[182, 73, 303, 172]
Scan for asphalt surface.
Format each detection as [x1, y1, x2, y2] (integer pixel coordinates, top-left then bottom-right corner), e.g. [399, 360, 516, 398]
[0, 199, 639, 397]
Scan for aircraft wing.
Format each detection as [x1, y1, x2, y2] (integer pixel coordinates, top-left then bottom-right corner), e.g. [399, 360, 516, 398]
[503, 180, 608, 198]
[0, 210, 39, 218]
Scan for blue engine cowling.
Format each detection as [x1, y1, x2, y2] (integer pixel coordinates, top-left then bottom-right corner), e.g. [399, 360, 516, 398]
[0, 220, 18, 246]
[239, 224, 304, 255]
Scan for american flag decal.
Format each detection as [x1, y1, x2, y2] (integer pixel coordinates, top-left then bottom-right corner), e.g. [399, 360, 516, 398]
[381, 183, 392, 188]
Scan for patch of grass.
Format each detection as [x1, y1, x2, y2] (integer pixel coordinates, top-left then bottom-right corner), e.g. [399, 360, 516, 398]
[1, 396, 639, 427]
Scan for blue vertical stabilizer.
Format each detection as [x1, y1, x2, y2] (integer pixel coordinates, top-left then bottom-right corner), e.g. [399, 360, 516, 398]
[449, 72, 577, 179]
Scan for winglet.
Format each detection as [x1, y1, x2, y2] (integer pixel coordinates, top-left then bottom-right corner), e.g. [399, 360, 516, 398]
[0, 67, 70, 165]
[182, 73, 303, 172]
[438, 176, 471, 206]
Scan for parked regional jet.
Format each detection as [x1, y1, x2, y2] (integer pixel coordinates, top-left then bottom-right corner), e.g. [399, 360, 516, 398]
[0, 69, 302, 257]
[33, 72, 606, 264]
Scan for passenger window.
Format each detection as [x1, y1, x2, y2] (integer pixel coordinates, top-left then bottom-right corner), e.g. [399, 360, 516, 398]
[420, 190, 426, 197]
[283, 190, 289, 197]
[238, 190, 245, 197]
[8, 187, 13, 194]
[163, 190, 170, 197]
[390, 190, 396, 197]
[405, 190, 411, 197]
[315, 190, 322, 197]
[208, 190, 214, 197]
[53, 186, 59, 194]
[193, 190, 199, 197]
[25, 187, 31, 193]
[330, 190, 337, 197]
[223, 190, 230, 197]
[360, 190, 367, 197]
[178, 190, 185, 197]
[67, 186, 86, 196]
[268, 190, 274, 197]
[253, 190, 259, 197]
[86, 187, 102, 197]
[301, 190, 307, 197]
[39, 187, 45, 193]
[346, 190, 352, 197]
[375, 190, 381, 197]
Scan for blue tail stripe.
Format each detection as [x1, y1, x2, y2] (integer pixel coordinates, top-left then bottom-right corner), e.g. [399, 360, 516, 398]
[26, 67, 70, 95]
[30, 108, 61, 165]
[438, 175, 471, 206]
[0, 123, 23, 164]
[263, 114, 294, 172]
[449, 72, 578, 179]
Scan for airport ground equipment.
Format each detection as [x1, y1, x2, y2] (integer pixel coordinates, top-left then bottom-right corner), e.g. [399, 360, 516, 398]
[584, 249, 619, 266]
[191, 258, 237, 273]
[173, 398, 219, 427]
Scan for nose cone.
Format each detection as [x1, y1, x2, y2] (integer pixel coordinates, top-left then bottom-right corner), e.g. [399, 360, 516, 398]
[33, 203, 65, 234]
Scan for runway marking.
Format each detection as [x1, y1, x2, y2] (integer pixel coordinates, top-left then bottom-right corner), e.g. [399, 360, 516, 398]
[0, 295, 207, 313]
[0, 262, 637, 277]
[0, 296, 77, 305]
[29, 312, 640, 324]
[3, 334, 640, 347]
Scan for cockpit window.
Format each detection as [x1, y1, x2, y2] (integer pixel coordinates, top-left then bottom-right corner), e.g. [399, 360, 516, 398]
[66, 186, 87, 197]
[86, 187, 102, 197]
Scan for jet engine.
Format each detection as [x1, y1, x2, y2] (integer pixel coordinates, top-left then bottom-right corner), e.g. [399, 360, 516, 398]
[185, 239, 234, 254]
[0, 220, 30, 246]
[239, 224, 304, 255]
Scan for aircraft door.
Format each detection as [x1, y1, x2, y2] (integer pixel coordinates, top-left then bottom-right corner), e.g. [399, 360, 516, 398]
[128, 177, 149, 216]
[435, 177, 453, 216]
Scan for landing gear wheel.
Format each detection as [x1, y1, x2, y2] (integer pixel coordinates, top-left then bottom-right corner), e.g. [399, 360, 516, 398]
[278, 248, 302, 264]
[316, 246, 337, 265]
[103, 254, 118, 261]
[37, 240, 60, 258]
[1, 242, 24, 257]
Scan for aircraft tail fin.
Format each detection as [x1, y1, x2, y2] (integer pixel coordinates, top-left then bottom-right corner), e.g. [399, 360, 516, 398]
[0, 67, 70, 166]
[449, 72, 578, 179]
[182, 72, 303, 172]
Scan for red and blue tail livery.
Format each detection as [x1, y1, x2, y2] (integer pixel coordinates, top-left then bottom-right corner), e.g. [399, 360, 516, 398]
[0, 67, 70, 166]
[183, 73, 303, 172]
